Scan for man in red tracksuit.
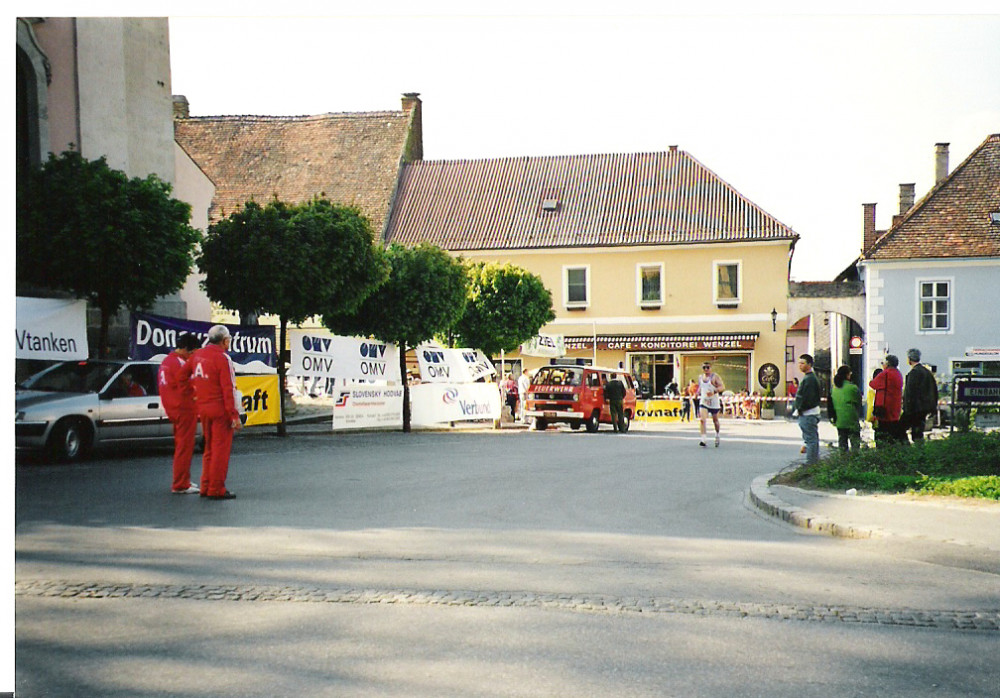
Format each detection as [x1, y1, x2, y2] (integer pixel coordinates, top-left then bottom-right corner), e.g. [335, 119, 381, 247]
[181, 325, 242, 500]
[159, 333, 203, 494]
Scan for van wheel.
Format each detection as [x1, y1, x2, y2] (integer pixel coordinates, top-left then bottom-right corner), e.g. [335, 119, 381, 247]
[570, 420, 582, 430]
[533, 418, 548, 431]
[621, 412, 631, 433]
[585, 411, 600, 433]
[48, 418, 91, 463]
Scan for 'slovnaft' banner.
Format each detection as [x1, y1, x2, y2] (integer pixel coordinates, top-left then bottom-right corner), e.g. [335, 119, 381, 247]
[332, 385, 403, 430]
[290, 330, 400, 382]
[416, 346, 496, 383]
[16, 297, 89, 360]
[234, 375, 282, 426]
[634, 399, 684, 423]
[410, 382, 501, 424]
[130, 312, 276, 374]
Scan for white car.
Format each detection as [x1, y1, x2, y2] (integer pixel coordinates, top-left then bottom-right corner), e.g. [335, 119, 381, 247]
[16, 360, 173, 462]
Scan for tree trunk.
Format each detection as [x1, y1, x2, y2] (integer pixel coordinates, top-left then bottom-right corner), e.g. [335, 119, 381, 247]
[97, 301, 111, 358]
[400, 345, 411, 433]
[277, 317, 288, 437]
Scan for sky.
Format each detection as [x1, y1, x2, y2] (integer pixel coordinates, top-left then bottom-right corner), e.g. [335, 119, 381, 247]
[164, 5, 1000, 282]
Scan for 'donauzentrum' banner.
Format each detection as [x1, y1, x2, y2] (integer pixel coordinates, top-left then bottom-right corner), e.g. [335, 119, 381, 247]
[130, 312, 276, 374]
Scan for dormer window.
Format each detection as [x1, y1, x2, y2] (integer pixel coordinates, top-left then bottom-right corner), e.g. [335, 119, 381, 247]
[541, 198, 559, 212]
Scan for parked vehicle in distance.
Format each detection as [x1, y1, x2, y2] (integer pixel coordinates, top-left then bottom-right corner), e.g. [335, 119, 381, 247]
[16, 360, 173, 462]
[524, 364, 638, 432]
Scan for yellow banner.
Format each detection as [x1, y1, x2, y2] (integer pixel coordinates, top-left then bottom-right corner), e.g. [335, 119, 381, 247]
[634, 399, 685, 422]
[235, 375, 282, 426]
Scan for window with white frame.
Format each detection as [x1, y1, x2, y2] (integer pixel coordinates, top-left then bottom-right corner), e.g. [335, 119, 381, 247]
[713, 260, 741, 305]
[564, 265, 590, 308]
[637, 263, 664, 307]
[918, 279, 951, 331]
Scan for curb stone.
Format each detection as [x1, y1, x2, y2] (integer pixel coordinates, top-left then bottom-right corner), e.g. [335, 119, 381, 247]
[749, 473, 886, 540]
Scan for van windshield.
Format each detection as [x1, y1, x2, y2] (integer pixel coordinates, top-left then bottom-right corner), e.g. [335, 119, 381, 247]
[531, 367, 582, 387]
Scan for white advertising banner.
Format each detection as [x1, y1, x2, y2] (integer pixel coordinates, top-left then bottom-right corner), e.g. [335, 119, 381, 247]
[16, 297, 89, 361]
[520, 334, 566, 358]
[331, 385, 403, 430]
[416, 346, 496, 383]
[410, 382, 502, 425]
[290, 330, 400, 382]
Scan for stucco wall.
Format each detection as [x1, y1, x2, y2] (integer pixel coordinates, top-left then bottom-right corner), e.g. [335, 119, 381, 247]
[173, 142, 215, 321]
[864, 258, 1000, 377]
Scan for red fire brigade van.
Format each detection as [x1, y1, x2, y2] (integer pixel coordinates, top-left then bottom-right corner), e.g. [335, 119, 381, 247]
[525, 364, 638, 432]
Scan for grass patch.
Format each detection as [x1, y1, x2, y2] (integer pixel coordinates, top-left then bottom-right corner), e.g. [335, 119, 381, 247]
[773, 431, 1000, 499]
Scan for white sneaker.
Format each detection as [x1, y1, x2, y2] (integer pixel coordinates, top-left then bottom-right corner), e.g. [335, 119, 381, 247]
[172, 484, 199, 494]
[715, 434, 720, 447]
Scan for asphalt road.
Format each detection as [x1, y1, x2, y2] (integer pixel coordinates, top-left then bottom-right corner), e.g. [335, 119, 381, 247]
[14, 422, 1000, 697]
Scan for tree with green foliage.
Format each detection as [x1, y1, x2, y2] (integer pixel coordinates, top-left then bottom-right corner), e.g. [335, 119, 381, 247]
[453, 261, 555, 357]
[16, 150, 201, 357]
[323, 242, 468, 432]
[199, 197, 389, 435]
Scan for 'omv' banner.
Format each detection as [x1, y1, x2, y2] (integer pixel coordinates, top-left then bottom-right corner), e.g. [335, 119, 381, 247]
[129, 312, 277, 374]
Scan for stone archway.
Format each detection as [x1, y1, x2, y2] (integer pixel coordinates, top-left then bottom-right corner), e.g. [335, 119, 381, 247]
[786, 281, 866, 393]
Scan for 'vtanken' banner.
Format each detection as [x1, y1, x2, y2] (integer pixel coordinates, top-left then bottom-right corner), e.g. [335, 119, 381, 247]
[129, 312, 277, 374]
[16, 297, 89, 361]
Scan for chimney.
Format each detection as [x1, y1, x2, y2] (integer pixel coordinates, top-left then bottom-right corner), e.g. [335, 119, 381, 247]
[892, 183, 916, 228]
[863, 202, 877, 252]
[172, 95, 190, 120]
[400, 92, 423, 162]
[935, 142, 950, 184]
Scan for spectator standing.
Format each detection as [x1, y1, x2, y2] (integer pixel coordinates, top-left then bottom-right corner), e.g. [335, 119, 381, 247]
[501, 372, 518, 421]
[903, 348, 938, 443]
[516, 369, 531, 422]
[159, 333, 202, 494]
[794, 354, 822, 464]
[682, 379, 698, 422]
[830, 365, 862, 452]
[605, 373, 627, 433]
[869, 355, 904, 447]
[182, 325, 242, 500]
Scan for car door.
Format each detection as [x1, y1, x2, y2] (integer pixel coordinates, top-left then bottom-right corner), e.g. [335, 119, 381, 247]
[94, 363, 170, 442]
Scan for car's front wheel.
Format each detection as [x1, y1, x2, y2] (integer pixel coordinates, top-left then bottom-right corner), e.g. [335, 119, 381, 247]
[533, 418, 548, 431]
[47, 418, 91, 462]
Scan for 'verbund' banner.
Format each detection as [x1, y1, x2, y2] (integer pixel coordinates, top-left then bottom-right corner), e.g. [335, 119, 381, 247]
[416, 346, 496, 383]
[332, 385, 403, 430]
[410, 382, 502, 424]
[16, 297, 89, 360]
[289, 330, 401, 382]
[130, 312, 276, 374]
[234, 375, 282, 426]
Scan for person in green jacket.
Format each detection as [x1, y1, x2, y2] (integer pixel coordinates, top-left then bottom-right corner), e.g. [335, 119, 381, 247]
[830, 365, 862, 452]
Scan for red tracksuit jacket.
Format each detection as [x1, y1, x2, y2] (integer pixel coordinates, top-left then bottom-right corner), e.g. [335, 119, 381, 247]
[181, 343, 240, 422]
[158, 351, 196, 419]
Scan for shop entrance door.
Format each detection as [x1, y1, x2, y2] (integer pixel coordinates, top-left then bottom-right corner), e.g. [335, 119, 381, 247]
[629, 354, 674, 398]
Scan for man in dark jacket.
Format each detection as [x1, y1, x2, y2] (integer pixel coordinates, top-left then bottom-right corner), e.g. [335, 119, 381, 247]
[794, 354, 822, 464]
[605, 373, 627, 433]
[903, 348, 938, 443]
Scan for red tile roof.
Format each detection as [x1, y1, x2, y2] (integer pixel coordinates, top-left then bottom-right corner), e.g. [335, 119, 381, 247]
[385, 150, 798, 250]
[864, 134, 1000, 261]
[174, 110, 417, 233]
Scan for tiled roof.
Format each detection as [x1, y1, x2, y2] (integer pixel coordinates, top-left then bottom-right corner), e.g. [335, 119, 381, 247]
[385, 150, 798, 250]
[863, 134, 1000, 261]
[174, 110, 415, 233]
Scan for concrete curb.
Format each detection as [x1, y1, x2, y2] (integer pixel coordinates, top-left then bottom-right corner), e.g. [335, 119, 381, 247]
[749, 473, 886, 540]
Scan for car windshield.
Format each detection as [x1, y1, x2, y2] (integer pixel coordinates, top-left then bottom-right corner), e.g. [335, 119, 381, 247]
[19, 361, 123, 394]
[531, 367, 582, 387]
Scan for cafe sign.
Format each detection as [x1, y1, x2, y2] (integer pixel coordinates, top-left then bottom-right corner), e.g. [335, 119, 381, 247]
[563, 333, 758, 352]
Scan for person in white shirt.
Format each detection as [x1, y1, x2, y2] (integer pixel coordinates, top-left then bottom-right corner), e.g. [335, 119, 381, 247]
[516, 369, 531, 422]
[698, 361, 725, 447]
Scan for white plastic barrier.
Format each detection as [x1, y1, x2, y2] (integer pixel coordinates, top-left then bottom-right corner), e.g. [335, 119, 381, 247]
[410, 382, 501, 425]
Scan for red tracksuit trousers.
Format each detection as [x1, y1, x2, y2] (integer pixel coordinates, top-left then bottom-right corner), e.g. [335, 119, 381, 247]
[200, 414, 234, 496]
[170, 411, 198, 491]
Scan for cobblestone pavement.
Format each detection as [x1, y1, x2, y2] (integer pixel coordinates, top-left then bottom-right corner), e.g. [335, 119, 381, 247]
[16, 580, 1000, 632]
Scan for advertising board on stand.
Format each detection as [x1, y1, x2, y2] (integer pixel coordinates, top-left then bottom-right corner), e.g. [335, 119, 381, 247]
[410, 383, 501, 425]
[16, 297, 89, 361]
[416, 346, 495, 383]
[290, 330, 400, 382]
[331, 385, 403, 430]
